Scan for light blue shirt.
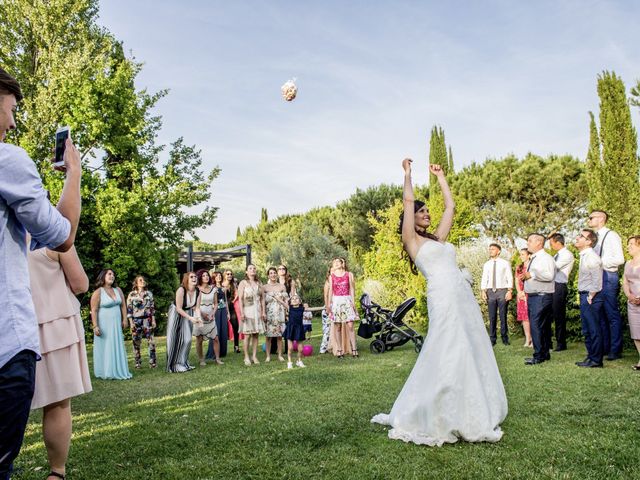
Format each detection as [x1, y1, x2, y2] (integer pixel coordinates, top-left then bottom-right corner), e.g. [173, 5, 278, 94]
[0, 143, 71, 369]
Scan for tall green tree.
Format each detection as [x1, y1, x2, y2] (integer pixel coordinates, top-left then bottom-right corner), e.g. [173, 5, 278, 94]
[0, 0, 220, 330]
[587, 71, 640, 237]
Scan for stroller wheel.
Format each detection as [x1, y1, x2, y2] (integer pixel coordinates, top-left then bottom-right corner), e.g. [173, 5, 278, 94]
[370, 339, 386, 354]
[414, 336, 424, 353]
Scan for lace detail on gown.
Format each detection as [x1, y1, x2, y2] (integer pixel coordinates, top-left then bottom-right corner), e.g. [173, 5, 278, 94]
[371, 241, 508, 446]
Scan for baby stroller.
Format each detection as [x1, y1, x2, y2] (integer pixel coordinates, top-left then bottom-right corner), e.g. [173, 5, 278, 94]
[358, 293, 423, 354]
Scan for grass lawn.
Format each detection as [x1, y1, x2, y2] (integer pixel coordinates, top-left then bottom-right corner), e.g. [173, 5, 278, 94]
[15, 323, 640, 480]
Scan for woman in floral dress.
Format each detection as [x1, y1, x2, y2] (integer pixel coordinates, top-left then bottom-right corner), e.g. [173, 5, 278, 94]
[238, 264, 266, 365]
[126, 276, 157, 369]
[263, 267, 289, 362]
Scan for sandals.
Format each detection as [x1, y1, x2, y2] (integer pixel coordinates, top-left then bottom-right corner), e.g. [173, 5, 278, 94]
[244, 358, 251, 366]
[48, 472, 65, 479]
[352, 349, 359, 358]
[632, 364, 640, 371]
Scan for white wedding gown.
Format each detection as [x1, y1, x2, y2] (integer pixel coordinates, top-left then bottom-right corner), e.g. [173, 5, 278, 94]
[371, 241, 508, 446]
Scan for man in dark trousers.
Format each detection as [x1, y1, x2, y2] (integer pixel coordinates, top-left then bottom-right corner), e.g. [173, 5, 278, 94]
[481, 243, 513, 345]
[549, 233, 574, 351]
[519, 233, 555, 365]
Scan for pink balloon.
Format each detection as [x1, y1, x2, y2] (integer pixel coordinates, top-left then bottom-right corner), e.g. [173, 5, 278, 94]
[302, 344, 313, 357]
[292, 340, 298, 352]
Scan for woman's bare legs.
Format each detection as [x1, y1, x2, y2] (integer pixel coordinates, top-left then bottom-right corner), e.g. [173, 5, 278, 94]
[196, 336, 205, 365]
[334, 323, 343, 358]
[251, 334, 260, 363]
[43, 399, 71, 479]
[265, 337, 272, 362]
[523, 320, 532, 347]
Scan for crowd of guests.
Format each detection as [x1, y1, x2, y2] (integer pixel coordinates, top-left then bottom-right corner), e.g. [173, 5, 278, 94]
[481, 210, 640, 369]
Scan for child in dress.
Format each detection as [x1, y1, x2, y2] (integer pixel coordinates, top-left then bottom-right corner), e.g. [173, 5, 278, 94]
[284, 294, 308, 369]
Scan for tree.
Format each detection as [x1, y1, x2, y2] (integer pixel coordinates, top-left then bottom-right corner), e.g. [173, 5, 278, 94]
[449, 154, 587, 245]
[0, 0, 220, 332]
[585, 111, 603, 207]
[587, 71, 640, 237]
[428, 126, 448, 198]
[268, 224, 348, 305]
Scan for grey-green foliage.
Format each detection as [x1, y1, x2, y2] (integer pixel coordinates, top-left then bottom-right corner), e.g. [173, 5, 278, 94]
[268, 224, 348, 305]
[449, 154, 587, 245]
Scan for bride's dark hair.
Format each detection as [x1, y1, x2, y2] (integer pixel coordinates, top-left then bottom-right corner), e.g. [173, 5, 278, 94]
[398, 200, 439, 275]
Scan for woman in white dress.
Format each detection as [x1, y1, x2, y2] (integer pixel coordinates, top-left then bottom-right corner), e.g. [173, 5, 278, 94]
[371, 159, 507, 446]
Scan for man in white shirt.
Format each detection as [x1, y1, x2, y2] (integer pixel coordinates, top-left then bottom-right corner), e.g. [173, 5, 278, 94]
[588, 210, 625, 360]
[518, 233, 555, 365]
[549, 233, 575, 351]
[481, 243, 513, 345]
[574, 229, 604, 368]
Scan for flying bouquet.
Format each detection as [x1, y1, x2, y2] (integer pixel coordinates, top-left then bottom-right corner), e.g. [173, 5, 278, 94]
[281, 78, 297, 101]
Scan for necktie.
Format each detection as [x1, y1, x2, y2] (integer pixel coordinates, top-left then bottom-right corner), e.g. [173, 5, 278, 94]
[554, 253, 558, 261]
[492, 260, 497, 292]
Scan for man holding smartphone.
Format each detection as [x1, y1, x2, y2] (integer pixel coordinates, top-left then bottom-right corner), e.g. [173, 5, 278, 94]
[0, 67, 81, 480]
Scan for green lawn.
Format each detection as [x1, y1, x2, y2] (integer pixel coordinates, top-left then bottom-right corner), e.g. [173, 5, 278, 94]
[15, 325, 640, 480]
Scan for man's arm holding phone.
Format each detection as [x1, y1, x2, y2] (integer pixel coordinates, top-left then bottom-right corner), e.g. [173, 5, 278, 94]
[52, 138, 81, 252]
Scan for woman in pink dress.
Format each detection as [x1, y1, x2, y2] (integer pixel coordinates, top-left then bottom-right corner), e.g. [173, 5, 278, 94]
[515, 248, 532, 347]
[28, 245, 92, 480]
[327, 257, 359, 358]
[623, 235, 640, 370]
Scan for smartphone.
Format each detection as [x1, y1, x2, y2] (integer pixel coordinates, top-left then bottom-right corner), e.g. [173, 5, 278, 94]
[53, 126, 71, 167]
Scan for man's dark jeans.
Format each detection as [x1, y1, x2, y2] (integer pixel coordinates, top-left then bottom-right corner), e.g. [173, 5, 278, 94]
[0, 350, 36, 480]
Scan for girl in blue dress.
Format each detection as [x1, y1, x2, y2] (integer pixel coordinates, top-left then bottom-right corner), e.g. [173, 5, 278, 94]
[284, 294, 309, 369]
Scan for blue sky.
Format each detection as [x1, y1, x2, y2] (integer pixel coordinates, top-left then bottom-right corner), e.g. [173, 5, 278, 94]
[98, 0, 640, 244]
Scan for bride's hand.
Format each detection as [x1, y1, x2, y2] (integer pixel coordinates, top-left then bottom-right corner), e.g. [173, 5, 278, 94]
[402, 158, 413, 173]
[429, 164, 445, 177]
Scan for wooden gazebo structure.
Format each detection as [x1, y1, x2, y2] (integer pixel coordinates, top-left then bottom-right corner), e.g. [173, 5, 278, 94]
[176, 244, 252, 275]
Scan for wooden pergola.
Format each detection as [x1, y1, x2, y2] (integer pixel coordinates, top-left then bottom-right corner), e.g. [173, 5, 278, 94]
[176, 244, 252, 275]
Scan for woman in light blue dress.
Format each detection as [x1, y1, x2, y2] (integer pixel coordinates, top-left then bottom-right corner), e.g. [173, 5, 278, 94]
[90, 269, 132, 380]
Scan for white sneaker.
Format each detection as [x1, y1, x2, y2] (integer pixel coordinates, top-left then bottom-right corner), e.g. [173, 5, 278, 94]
[296, 360, 306, 368]
[287, 362, 293, 370]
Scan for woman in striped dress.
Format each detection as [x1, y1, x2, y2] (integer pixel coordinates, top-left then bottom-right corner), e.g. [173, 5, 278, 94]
[166, 272, 203, 372]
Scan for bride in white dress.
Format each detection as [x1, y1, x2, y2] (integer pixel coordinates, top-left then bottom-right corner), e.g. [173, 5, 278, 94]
[371, 159, 507, 446]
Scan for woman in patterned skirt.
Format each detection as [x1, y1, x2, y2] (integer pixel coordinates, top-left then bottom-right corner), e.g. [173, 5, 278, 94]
[238, 264, 265, 365]
[166, 272, 203, 372]
[328, 257, 359, 358]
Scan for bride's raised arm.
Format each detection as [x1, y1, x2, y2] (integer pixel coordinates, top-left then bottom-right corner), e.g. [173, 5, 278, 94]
[401, 158, 420, 260]
[431, 164, 455, 242]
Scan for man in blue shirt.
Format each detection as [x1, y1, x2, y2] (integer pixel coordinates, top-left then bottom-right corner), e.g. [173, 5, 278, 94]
[0, 67, 81, 480]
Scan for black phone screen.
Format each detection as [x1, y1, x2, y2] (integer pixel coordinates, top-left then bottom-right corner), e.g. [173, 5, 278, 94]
[55, 129, 69, 163]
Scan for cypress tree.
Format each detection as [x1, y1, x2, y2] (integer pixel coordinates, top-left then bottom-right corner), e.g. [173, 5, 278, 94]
[585, 111, 603, 207]
[428, 126, 448, 197]
[448, 145, 454, 174]
[588, 71, 640, 237]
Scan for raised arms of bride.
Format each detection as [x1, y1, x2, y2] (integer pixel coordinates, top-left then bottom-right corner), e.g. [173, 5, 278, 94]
[401, 158, 455, 261]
